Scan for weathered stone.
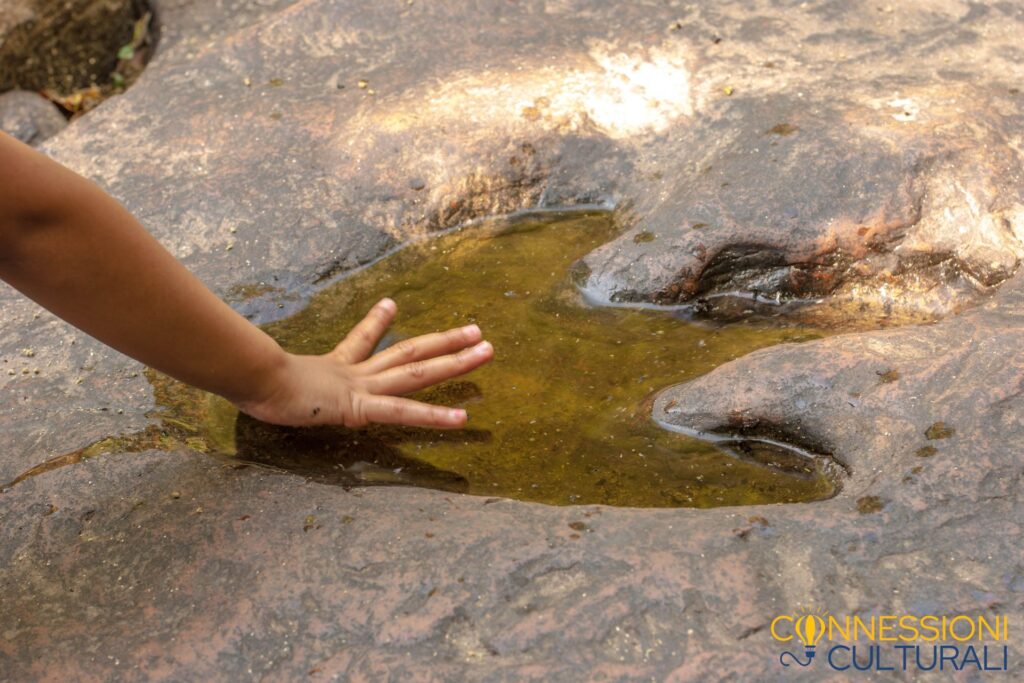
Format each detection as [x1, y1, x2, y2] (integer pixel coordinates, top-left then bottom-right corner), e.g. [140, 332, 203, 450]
[0, 89, 66, 144]
[0, 0, 142, 92]
[151, 0, 301, 54]
[579, 90, 1024, 326]
[653, 279, 1024, 672]
[2, 0, 1024, 680]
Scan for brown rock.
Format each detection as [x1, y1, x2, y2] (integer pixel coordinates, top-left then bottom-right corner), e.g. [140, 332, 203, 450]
[2, 1, 1024, 680]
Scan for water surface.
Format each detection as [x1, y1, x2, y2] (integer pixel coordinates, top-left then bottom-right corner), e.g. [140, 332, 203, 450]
[11, 212, 840, 507]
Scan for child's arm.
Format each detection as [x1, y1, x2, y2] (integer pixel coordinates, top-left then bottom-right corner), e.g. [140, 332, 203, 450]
[0, 131, 492, 428]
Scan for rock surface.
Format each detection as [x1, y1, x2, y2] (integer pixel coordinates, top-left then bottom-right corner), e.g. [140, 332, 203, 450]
[579, 89, 1024, 326]
[0, 89, 66, 144]
[2, 0, 1023, 680]
[152, 0, 301, 53]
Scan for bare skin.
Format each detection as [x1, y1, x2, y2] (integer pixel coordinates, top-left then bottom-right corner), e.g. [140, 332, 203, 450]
[0, 131, 493, 428]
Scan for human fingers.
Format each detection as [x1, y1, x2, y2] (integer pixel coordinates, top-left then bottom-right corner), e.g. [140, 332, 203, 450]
[333, 298, 396, 363]
[365, 341, 493, 395]
[353, 394, 468, 428]
[357, 324, 482, 374]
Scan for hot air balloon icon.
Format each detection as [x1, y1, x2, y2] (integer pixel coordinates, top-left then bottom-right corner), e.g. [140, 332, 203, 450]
[780, 614, 827, 667]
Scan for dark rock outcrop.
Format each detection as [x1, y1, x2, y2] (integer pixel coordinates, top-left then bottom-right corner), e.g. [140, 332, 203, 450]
[0, 0, 144, 92]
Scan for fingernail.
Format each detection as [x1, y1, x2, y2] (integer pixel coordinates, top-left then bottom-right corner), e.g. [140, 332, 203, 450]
[474, 341, 492, 355]
[450, 408, 467, 422]
[462, 324, 480, 337]
[379, 297, 396, 312]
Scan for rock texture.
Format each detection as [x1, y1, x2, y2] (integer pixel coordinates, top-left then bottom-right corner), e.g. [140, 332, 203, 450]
[152, 0, 301, 53]
[1, 0, 1023, 680]
[579, 90, 1024, 326]
[0, 89, 66, 144]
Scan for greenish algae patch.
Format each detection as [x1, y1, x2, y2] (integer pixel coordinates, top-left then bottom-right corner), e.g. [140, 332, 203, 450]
[856, 495, 886, 514]
[925, 421, 955, 440]
[9, 213, 840, 507]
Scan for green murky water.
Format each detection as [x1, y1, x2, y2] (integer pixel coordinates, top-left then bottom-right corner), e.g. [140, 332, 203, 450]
[14, 212, 840, 507]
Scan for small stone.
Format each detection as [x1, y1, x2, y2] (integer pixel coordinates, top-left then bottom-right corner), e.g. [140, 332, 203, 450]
[408, 178, 426, 191]
[915, 445, 937, 457]
[0, 91, 67, 145]
[19, 348, 35, 358]
[170, 491, 181, 499]
[357, 79, 368, 89]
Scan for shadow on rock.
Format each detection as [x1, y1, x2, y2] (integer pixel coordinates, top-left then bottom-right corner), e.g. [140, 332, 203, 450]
[232, 412, 479, 494]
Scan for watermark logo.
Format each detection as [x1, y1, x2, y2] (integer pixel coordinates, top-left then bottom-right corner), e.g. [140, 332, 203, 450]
[771, 611, 1011, 673]
[778, 611, 828, 667]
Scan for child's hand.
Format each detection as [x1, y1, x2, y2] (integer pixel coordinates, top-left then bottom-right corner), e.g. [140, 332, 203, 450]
[2, 133, 491, 427]
[234, 298, 493, 428]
